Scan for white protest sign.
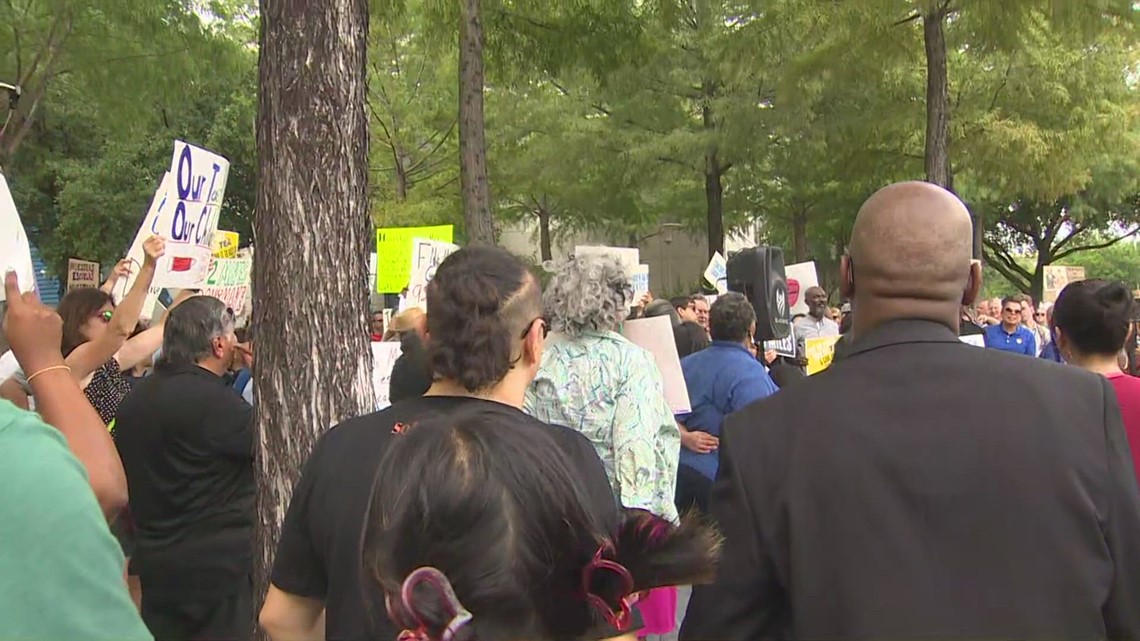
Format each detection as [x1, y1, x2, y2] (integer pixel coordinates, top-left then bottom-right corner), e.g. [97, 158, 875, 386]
[152, 141, 230, 289]
[631, 264, 650, 297]
[621, 315, 691, 414]
[0, 174, 35, 301]
[406, 238, 459, 310]
[785, 261, 820, 317]
[575, 245, 640, 272]
[703, 252, 728, 294]
[113, 172, 172, 319]
[960, 335, 985, 348]
[372, 341, 402, 410]
[201, 257, 253, 317]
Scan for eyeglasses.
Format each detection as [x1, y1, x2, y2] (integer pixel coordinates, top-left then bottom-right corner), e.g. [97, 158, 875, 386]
[1003, 308, 1021, 314]
[520, 317, 550, 339]
[98, 310, 113, 323]
[1034, 312, 1046, 318]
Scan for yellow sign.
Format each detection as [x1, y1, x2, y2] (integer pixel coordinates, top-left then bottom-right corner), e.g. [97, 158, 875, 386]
[211, 230, 240, 258]
[375, 225, 454, 293]
[805, 335, 841, 375]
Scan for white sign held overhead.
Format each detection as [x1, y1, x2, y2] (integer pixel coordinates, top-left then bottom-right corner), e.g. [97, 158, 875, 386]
[0, 174, 35, 301]
[703, 252, 728, 294]
[631, 264, 650, 297]
[785, 261, 820, 318]
[152, 141, 230, 289]
[113, 172, 172, 319]
[406, 238, 459, 310]
[372, 341, 402, 411]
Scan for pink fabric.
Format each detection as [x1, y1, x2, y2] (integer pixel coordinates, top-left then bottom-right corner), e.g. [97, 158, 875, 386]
[635, 587, 677, 637]
[1107, 372, 1140, 489]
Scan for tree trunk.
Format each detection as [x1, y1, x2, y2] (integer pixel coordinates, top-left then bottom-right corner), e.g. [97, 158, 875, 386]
[537, 205, 552, 262]
[253, 0, 374, 634]
[792, 208, 809, 263]
[702, 98, 725, 260]
[922, 11, 952, 190]
[458, 0, 496, 246]
[1031, 249, 1051, 304]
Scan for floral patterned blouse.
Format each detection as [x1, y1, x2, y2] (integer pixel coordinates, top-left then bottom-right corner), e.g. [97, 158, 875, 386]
[524, 329, 680, 522]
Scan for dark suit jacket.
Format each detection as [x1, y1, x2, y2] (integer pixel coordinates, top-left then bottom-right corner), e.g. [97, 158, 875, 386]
[681, 319, 1140, 640]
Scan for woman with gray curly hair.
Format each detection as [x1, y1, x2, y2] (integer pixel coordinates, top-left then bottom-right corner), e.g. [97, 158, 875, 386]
[524, 253, 680, 523]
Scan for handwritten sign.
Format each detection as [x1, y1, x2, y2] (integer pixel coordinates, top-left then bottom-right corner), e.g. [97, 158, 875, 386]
[574, 245, 640, 272]
[201, 257, 252, 317]
[785, 261, 820, 317]
[376, 225, 454, 293]
[0, 174, 35, 301]
[406, 238, 459, 310]
[703, 252, 728, 294]
[805, 335, 840, 375]
[153, 141, 230, 289]
[211, 230, 240, 258]
[372, 341, 402, 410]
[67, 259, 100, 290]
[631, 264, 650, 297]
[114, 172, 172, 319]
[621, 315, 691, 414]
[1043, 265, 1087, 303]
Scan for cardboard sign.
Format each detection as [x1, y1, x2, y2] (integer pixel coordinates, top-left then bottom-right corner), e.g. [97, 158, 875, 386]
[805, 335, 840, 375]
[67, 259, 100, 290]
[201, 257, 252, 317]
[376, 225, 454, 293]
[211, 230, 240, 258]
[149, 142, 230, 289]
[406, 238, 460, 310]
[764, 324, 797, 358]
[785, 261, 820, 317]
[1043, 265, 1087, 303]
[0, 174, 35, 301]
[372, 341, 402, 410]
[574, 245, 640, 272]
[704, 252, 728, 294]
[631, 264, 650, 297]
[621, 315, 691, 414]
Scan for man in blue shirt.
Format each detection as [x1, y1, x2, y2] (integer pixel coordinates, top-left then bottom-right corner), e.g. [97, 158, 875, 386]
[984, 296, 1037, 356]
[678, 293, 779, 513]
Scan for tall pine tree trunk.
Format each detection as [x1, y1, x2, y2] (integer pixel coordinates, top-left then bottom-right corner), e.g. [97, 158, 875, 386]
[537, 204, 553, 262]
[253, 0, 374, 626]
[792, 208, 809, 262]
[703, 98, 724, 260]
[458, 0, 496, 245]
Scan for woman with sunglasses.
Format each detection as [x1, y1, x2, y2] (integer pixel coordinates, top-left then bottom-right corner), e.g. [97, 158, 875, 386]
[1, 236, 167, 426]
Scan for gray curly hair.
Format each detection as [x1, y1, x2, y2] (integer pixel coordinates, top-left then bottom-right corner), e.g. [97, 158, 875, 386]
[544, 254, 633, 338]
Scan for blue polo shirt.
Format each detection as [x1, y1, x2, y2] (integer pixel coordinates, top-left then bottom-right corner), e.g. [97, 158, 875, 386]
[983, 323, 1037, 356]
[679, 341, 779, 480]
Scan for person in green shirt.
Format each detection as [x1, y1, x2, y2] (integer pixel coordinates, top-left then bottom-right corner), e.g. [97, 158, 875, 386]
[1, 270, 151, 640]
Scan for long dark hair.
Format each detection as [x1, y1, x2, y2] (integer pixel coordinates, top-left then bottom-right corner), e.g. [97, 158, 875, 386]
[363, 408, 721, 641]
[57, 288, 114, 356]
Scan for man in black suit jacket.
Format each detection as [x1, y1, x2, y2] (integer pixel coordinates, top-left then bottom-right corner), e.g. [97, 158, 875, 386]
[681, 182, 1140, 640]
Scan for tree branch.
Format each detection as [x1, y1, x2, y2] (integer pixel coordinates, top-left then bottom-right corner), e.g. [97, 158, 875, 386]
[983, 242, 1032, 293]
[984, 237, 1034, 282]
[1055, 226, 1140, 261]
[893, 12, 921, 26]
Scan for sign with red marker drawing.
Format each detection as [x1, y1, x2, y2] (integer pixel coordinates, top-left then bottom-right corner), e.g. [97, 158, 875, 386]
[784, 261, 819, 317]
[152, 141, 230, 289]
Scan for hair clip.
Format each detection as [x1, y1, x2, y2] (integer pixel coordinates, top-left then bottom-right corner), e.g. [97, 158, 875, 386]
[581, 542, 639, 629]
[387, 567, 474, 641]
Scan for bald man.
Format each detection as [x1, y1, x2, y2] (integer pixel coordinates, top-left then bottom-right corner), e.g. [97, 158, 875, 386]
[681, 182, 1140, 640]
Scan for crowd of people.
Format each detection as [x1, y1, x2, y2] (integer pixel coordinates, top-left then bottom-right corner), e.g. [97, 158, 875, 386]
[2, 179, 1140, 641]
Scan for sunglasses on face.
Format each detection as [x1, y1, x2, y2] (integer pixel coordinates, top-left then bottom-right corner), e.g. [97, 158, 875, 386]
[1003, 308, 1021, 314]
[98, 310, 113, 323]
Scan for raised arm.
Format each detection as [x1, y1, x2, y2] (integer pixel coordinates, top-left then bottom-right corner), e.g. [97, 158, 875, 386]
[67, 237, 165, 379]
[3, 272, 127, 520]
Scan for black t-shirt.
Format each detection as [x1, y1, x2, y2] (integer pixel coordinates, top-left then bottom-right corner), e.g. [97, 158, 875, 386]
[270, 396, 622, 641]
[114, 364, 255, 593]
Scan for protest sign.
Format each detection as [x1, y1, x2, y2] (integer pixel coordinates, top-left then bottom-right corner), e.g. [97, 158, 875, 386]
[372, 341, 402, 410]
[804, 335, 840, 375]
[201, 257, 253, 318]
[764, 324, 797, 358]
[211, 230, 240, 258]
[1043, 265, 1087, 303]
[959, 335, 985, 348]
[0, 174, 35, 301]
[114, 172, 173, 319]
[67, 259, 100, 290]
[631, 264, 650, 297]
[621, 315, 691, 414]
[785, 261, 820, 317]
[574, 245, 640, 272]
[703, 252, 728, 294]
[406, 238, 460, 310]
[376, 225, 453, 293]
[151, 141, 230, 289]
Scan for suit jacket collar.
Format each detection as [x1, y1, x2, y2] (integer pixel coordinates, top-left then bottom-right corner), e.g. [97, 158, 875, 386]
[846, 319, 960, 359]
